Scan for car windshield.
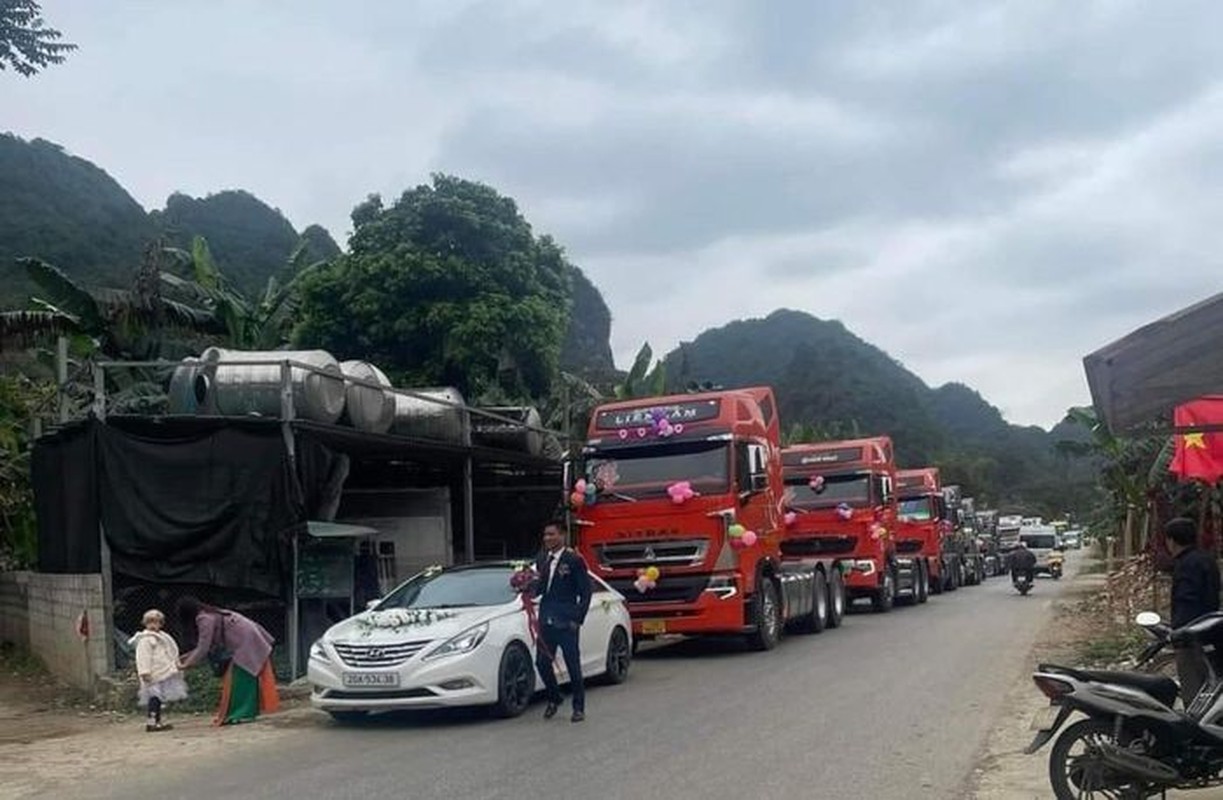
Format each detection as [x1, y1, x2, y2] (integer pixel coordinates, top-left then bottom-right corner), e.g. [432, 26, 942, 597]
[377, 566, 516, 610]
[898, 497, 934, 522]
[785, 472, 870, 508]
[1021, 534, 1057, 549]
[585, 441, 729, 500]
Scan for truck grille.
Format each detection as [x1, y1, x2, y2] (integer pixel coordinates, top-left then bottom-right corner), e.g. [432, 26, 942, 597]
[596, 539, 709, 569]
[333, 640, 431, 668]
[895, 539, 924, 554]
[608, 575, 708, 605]
[781, 535, 857, 557]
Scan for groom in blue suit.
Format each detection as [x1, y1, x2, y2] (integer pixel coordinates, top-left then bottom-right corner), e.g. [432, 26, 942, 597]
[534, 520, 592, 722]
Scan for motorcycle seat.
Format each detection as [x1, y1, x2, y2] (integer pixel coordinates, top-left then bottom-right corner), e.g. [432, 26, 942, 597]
[1177, 612, 1223, 640]
[1038, 664, 1179, 708]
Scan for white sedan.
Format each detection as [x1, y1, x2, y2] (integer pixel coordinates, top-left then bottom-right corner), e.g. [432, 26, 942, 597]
[308, 561, 633, 721]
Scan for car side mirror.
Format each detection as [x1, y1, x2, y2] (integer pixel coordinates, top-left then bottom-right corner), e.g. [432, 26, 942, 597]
[1135, 611, 1162, 627]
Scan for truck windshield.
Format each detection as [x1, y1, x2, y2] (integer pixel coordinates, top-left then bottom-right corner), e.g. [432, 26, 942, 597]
[897, 497, 934, 522]
[784, 472, 870, 508]
[585, 440, 729, 500]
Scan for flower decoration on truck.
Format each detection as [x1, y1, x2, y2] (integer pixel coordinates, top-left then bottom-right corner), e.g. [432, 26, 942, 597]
[809, 475, 826, 492]
[633, 565, 661, 593]
[784, 511, 798, 527]
[570, 478, 597, 509]
[836, 503, 854, 521]
[727, 523, 759, 549]
[666, 480, 697, 505]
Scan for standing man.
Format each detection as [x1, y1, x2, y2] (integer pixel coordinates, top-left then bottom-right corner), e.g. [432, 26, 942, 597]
[1167, 517, 1221, 706]
[534, 520, 592, 722]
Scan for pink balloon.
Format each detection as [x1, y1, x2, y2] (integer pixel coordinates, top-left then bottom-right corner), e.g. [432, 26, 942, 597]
[741, 530, 758, 547]
[784, 512, 797, 527]
[729, 536, 747, 550]
[633, 578, 649, 594]
[574, 479, 587, 493]
[570, 491, 585, 508]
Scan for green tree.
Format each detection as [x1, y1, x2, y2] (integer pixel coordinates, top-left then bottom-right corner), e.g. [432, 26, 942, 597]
[293, 175, 571, 400]
[614, 342, 665, 399]
[0, 0, 75, 76]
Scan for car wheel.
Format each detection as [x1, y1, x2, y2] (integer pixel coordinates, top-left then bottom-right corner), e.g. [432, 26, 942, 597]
[602, 626, 631, 684]
[491, 642, 535, 718]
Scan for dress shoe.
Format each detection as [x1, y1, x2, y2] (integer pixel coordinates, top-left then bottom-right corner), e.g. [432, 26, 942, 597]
[543, 702, 559, 719]
[571, 711, 585, 723]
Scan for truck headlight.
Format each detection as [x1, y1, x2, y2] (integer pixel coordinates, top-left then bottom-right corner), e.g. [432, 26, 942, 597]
[423, 623, 489, 661]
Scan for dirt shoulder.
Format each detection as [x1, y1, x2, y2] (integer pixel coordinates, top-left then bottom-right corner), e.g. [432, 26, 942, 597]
[0, 646, 319, 799]
[969, 563, 1109, 799]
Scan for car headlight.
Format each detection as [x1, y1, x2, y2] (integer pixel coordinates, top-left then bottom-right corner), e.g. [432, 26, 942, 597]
[309, 640, 330, 663]
[422, 622, 489, 661]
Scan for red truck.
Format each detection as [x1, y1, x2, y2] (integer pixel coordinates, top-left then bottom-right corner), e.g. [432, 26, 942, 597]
[895, 467, 961, 593]
[572, 387, 845, 651]
[780, 437, 924, 611]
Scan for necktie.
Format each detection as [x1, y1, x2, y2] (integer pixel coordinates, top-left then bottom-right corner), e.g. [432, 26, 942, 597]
[546, 551, 561, 592]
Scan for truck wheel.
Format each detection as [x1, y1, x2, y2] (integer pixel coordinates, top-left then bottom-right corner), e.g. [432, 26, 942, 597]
[871, 567, 895, 613]
[746, 578, 781, 651]
[916, 562, 929, 604]
[825, 568, 845, 629]
[946, 561, 959, 592]
[929, 562, 943, 595]
[794, 571, 828, 634]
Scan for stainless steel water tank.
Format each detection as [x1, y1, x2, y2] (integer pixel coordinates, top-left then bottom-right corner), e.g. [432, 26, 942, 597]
[340, 360, 394, 434]
[167, 356, 206, 414]
[472, 406, 544, 455]
[390, 386, 470, 444]
[200, 347, 346, 423]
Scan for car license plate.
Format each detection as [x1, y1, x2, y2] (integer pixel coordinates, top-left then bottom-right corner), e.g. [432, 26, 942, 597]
[640, 620, 667, 635]
[1029, 706, 1059, 731]
[341, 672, 400, 688]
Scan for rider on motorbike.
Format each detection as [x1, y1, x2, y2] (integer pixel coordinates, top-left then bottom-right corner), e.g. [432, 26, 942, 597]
[1011, 541, 1037, 586]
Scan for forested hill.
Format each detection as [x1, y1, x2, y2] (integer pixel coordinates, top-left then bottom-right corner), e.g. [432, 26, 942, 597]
[0, 133, 338, 303]
[662, 309, 1094, 514]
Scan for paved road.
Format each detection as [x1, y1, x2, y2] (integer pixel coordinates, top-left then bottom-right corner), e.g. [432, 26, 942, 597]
[70, 563, 1074, 800]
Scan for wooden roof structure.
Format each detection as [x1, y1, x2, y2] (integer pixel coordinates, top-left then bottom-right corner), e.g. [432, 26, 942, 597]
[1083, 290, 1223, 433]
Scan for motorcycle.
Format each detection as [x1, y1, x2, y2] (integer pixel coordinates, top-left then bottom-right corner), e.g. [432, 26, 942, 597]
[1013, 572, 1034, 596]
[1026, 610, 1223, 799]
[1049, 551, 1065, 580]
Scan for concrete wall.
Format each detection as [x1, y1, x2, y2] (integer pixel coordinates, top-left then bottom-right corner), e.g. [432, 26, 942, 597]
[0, 571, 110, 691]
[0, 571, 30, 648]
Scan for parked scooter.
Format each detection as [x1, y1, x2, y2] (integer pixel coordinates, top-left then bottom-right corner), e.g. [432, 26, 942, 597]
[1026, 610, 1223, 799]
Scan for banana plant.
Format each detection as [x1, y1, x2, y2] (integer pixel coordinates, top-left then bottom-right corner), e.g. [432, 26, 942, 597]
[614, 342, 666, 399]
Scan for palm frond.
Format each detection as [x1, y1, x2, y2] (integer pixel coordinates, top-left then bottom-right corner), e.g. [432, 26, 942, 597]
[0, 311, 79, 349]
[20, 258, 105, 331]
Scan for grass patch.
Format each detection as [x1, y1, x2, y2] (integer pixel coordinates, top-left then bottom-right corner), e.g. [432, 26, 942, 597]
[1077, 627, 1147, 666]
[0, 640, 49, 677]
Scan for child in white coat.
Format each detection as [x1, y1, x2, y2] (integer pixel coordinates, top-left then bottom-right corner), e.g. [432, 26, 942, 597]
[129, 609, 188, 732]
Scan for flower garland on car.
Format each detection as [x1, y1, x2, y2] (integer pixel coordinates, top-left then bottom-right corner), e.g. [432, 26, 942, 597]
[356, 608, 459, 637]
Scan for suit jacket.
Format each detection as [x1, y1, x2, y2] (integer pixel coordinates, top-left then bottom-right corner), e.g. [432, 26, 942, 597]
[535, 548, 592, 627]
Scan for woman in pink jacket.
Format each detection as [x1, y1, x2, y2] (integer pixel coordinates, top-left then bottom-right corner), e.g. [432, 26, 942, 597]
[176, 596, 280, 725]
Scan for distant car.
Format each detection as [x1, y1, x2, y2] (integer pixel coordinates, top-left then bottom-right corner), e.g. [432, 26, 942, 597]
[1062, 530, 1083, 550]
[308, 561, 633, 721]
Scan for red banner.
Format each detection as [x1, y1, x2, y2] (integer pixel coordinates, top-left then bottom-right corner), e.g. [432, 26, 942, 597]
[1169, 396, 1223, 483]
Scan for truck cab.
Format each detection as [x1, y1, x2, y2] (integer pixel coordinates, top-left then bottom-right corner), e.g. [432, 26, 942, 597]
[781, 437, 918, 611]
[895, 467, 958, 594]
[572, 387, 841, 651]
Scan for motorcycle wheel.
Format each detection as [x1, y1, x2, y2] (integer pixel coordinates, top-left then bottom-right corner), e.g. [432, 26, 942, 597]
[1048, 718, 1154, 800]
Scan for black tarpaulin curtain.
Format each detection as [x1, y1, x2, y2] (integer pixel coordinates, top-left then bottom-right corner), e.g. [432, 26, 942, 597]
[34, 417, 335, 597]
[33, 421, 99, 573]
[95, 421, 300, 596]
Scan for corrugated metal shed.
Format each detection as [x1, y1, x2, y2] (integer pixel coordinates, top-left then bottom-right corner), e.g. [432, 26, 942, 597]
[1083, 290, 1223, 433]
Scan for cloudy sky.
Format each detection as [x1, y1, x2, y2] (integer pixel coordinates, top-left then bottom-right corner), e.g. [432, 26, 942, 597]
[5, 1, 1222, 429]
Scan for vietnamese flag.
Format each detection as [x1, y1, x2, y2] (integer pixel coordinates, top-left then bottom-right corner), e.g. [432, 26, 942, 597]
[1169, 396, 1223, 483]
